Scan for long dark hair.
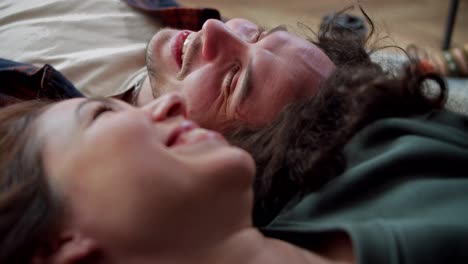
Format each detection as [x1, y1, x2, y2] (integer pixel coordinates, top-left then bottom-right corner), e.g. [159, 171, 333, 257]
[0, 100, 64, 263]
[227, 10, 447, 226]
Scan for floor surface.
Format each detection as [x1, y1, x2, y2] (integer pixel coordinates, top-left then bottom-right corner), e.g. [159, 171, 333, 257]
[178, 0, 467, 52]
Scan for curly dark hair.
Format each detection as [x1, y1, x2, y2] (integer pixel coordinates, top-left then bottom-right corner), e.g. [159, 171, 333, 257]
[227, 10, 447, 226]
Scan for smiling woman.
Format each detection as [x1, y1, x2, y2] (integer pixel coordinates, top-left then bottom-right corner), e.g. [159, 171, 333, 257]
[0, 94, 357, 264]
[35, 95, 258, 262]
[2, 74, 468, 263]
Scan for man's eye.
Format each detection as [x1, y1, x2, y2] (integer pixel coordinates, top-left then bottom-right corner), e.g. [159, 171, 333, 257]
[255, 30, 265, 42]
[92, 104, 113, 120]
[227, 64, 241, 95]
[253, 25, 267, 42]
[255, 25, 287, 42]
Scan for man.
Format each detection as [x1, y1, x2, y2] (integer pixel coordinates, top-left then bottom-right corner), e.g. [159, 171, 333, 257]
[139, 18, 335, 130]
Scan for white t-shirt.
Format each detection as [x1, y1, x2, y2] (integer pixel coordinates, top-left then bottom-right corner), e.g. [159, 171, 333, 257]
[0, 0, 162, 97]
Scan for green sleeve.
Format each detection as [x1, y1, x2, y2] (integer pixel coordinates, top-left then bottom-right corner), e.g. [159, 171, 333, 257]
[262, 110, 468, 264]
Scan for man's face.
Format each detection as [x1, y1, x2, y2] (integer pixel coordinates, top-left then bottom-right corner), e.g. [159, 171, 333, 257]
[144, 18, 335, 130]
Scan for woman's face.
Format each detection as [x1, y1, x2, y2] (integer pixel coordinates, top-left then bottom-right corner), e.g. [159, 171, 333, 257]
[144, 18, 335, 129]
[37, 94, 255, 253]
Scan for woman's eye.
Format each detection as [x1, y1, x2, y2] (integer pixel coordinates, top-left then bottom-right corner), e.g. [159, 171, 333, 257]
[92, 104, 113, 120]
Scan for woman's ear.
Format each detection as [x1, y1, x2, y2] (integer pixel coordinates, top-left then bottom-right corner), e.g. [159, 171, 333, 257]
[30, 231, 98, 264]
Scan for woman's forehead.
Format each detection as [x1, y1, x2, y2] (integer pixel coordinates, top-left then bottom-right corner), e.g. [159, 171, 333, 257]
[44, 98, 85, 116]
[37, 99, 86, 156]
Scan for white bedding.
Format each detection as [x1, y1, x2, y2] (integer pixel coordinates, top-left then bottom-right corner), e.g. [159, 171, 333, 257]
[0, 0, 162, 97]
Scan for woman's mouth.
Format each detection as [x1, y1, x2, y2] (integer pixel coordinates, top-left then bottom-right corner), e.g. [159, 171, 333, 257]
[173, 31, 192, 69]
[166, 121, 225, 147]
[166, 121, 197, 147]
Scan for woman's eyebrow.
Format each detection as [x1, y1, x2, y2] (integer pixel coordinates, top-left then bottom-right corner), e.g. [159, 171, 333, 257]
[75, 99, 94, 127]
[75, 98, 116, 127]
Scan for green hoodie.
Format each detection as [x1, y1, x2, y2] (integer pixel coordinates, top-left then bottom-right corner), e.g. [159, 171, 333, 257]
[263, 110, 468, 264]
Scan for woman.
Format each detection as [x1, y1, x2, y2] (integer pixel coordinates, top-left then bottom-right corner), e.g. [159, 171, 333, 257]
[3, 69, 468, 263]
[0, 94, 354, 263]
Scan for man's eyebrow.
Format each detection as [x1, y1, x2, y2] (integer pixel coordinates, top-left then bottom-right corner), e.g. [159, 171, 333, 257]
[237, 59, 253, 107]
[236, 25, 287, 107]
[262, 25, 288, 38]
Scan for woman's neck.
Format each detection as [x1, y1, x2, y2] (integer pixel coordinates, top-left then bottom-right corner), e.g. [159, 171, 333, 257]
[162, 227, 344, 264]
[218, 228, 331, 264]
[119, 227, 353, 264]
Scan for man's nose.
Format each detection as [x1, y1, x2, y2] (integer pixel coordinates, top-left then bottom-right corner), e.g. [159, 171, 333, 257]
[141, 92, 187, 122]
[202, 19, 245, 61]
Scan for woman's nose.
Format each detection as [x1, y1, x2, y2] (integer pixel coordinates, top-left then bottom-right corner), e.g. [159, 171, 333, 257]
[141, 92, 187, 122]
[202, 19, 245, 61]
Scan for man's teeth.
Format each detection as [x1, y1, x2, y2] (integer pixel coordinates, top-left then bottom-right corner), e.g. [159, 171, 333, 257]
[181, 33, 191, 63]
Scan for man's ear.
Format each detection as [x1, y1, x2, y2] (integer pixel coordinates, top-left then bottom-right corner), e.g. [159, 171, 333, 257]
[31, 231, 98, 264]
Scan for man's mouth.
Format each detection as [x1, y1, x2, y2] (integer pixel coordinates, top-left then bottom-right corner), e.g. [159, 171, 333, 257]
[173, 31, 192, 69]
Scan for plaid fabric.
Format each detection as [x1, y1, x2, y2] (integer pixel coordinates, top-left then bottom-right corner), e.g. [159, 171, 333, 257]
[125, 0, 180, 8]
[0, 59, 83, 107]
[124, 0, 220, 31]
[0, 0, 220, 107]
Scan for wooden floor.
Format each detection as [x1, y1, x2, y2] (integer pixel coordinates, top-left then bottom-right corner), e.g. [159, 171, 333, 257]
[178, 0, 467, 52]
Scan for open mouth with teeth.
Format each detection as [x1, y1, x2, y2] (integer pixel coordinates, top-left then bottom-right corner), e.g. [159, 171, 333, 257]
[173, 31, 192, 69]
